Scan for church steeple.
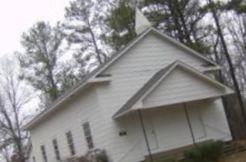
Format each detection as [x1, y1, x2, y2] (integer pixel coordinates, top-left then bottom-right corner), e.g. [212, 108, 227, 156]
[135, 8, 151, 35]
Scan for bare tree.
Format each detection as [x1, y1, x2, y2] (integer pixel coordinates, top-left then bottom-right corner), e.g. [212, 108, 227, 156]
[0, 59, 33, 162]
[227, 13, 246, 92]
[207, 0, 246, 130]
[18, 21, 81, 103]
[0, 130, 11, 162]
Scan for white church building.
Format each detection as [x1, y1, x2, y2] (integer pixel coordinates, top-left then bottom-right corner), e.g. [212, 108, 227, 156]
[24, 10, 233, 162]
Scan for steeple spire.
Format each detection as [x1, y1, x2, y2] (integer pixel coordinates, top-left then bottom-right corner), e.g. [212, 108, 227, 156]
[135, 8, 151, 35]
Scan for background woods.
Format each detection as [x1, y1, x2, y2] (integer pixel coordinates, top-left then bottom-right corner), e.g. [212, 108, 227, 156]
[0, 0, 246, 161]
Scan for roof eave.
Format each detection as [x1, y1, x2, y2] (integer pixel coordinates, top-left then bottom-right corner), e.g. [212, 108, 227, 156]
[150, 28, 219, 67]
[23, 28, 154, 130]
[112, 61, 234, 119]
[23, 83, 94, 130]
[113, 90, 234, 119]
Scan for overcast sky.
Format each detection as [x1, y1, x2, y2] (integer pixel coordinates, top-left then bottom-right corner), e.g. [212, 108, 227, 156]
[0, 0, 70, 57]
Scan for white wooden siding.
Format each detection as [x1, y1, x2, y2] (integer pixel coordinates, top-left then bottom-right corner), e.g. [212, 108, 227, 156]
[197, 100, 232, 140]
[142, 67, 224, 108]
[139, 99, 231, 155]
[30, 87, 103, 162]
[106, 99, 231, 161]
[142, 105, 194, 152]
[28, 32, 231, 162]
[27, 146, 34, 162]
[102, 33, 207, 75]
[94, 32, 229, 161]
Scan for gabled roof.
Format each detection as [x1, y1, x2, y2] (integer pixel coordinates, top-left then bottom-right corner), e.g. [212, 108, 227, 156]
[23, 27, 220, 130]
[113, 61, 234, 119]
[112, 63, 175, 119]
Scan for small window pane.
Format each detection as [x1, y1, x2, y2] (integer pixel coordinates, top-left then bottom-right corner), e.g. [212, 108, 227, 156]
[82, 122, 94, 149]
[66, 131, 76, 155]
[40, 145, 47, 162]
[52, 139, 60, 160]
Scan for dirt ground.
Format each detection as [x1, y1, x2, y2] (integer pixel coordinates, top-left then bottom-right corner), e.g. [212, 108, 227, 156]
[219, 151, 246, 162]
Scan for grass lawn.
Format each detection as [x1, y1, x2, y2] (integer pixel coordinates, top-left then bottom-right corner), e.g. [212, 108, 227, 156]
[219, 151, 246, 162]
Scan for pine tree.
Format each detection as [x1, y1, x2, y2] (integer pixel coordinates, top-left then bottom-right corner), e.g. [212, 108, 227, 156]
[105, 0, 211, 54]
[143, 0, 211, 54]
[103, 1, 136, 51]
[18, 22, 79, 103]
[207, 0, 246, 135]
[64, 0, 108, 67]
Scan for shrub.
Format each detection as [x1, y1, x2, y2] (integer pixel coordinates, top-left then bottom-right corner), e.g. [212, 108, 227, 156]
[62, 149, 109, 162]
[159, 159, 177, 162]
[62, 156, 89, 162]
[77, 156, 90, 162]
[95, 150, 109, 162]
[183, 140, 224, 162]
[86, 149, 109, 162]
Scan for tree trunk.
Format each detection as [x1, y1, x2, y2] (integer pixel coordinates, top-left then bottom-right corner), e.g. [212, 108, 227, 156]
[208, 0, 246, 134]
[87, 18, 103, 64]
